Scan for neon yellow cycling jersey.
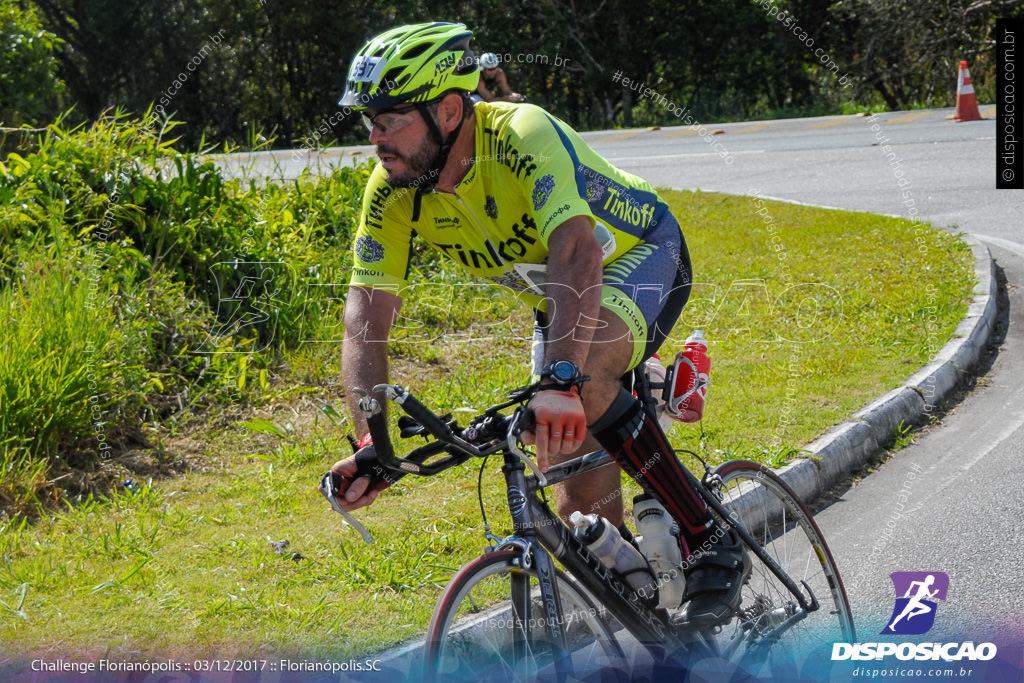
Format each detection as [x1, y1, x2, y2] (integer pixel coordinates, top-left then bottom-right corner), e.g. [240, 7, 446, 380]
[349, 100, 676, 309]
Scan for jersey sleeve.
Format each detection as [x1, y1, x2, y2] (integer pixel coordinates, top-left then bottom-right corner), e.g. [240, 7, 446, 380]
[497, 106, 667, 251]
[348, 166, 414, 293]
[496, 109, 596, 244]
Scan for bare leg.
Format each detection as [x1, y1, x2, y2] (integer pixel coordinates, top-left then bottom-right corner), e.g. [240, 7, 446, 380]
[549, 312, 634, 528]
[551, 434, 623, 527]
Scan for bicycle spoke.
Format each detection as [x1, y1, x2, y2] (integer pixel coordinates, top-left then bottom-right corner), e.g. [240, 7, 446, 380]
[423, 550, 625, 682]
[709, 461, 855, 677]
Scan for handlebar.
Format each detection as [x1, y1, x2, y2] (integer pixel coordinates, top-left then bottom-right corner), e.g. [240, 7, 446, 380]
[356, 382, 541, 480]
[320, 381, 598, 542]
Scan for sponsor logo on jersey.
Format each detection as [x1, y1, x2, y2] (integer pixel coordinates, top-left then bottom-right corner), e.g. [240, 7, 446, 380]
[365, 185, 394, 230]
[428, 213, 539, 269]
[585, 176, 607, 203]
[601, 186, 656, 232]
[355, 235, 385, 263]
[532, 174, 555, 211]
[481, 128, 538, 180]
[353, 267, 384, 278]
[541, 202, 573, 235]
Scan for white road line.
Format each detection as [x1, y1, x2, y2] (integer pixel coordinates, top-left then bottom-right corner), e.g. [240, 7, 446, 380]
[955, 412, 1024, 473]
[603, 150, 766, 163]
[973, 233, 1024, 258]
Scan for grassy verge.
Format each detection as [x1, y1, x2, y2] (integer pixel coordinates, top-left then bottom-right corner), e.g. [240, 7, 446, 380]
[0, 189, 973, 667]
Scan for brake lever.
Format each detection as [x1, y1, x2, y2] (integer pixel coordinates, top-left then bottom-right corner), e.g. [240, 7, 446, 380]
[318, 472, 374, 544]
[507, 408, 548, 488]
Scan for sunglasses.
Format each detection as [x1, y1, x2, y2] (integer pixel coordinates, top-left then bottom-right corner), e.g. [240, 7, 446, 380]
[361, 105, 420, 134]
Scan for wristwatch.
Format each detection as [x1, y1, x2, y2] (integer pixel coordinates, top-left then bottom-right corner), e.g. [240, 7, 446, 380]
[539, 360, 589, 395]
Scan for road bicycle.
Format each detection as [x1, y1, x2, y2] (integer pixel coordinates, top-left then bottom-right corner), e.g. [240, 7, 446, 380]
[321, 366, 856, 681]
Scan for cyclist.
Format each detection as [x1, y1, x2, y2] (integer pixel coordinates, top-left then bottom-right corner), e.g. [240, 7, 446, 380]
[475, 51, 525, 103]
[329, 21, 748, 627]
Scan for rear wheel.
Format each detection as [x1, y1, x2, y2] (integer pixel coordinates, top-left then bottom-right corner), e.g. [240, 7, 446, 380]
[707, 460, 855, 675]
[422, 548, 625, 682]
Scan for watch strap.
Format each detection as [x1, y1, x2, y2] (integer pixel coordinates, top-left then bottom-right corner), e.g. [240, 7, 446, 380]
[535, 383, 582, 397]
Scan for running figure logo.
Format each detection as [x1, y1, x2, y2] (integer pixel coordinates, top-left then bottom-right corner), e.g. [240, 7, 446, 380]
[881, 572, 950, 635]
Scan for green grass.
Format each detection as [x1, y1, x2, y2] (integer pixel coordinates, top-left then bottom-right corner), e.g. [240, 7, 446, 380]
[0, 113, 376, 509]
[0, 241, 140, 511]
[0, 190, 974, 667]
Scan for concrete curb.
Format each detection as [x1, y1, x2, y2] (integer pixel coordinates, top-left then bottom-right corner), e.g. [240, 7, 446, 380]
[776, 237, 997, 505]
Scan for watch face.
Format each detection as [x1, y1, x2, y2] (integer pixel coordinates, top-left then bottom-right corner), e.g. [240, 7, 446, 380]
[551, 360, 577, 383]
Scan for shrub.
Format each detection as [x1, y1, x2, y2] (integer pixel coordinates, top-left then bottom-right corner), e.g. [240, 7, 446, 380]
[0, 111, 376, 510]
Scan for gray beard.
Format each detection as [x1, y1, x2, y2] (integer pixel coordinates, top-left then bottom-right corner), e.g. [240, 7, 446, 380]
[384, 136, 441, 189]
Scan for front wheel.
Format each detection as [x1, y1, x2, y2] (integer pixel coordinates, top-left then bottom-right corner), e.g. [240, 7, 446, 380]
[708, 460, 855, 676]
[422, 548, 625, 682]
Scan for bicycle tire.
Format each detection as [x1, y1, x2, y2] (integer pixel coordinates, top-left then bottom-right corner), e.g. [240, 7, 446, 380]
[422, 548, 626, 682]
[708, 460, 855, 676]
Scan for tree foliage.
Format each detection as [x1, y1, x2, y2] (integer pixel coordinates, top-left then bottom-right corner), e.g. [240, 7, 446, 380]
[830, 0, 1024, 109]
[0, 0, 63, 126]
[4, 0, 1019, 150]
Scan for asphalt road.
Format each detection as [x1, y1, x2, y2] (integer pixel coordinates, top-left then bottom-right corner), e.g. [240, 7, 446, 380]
[821, 243, 1024, 635]
[580, 107, 1024, 673]
[581, 105, 1019, 242]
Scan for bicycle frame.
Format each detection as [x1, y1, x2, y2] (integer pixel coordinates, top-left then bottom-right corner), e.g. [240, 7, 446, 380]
[531, 371, 820, 630]
[507, 446, 819, 659]
[340, 376, 827, 671]
[495, 451, 696, 667]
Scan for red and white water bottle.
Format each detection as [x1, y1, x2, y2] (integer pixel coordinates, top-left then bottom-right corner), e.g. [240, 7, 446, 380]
[667, 330, 710, 422]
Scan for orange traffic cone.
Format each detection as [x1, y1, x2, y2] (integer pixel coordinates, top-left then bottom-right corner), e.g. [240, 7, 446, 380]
[953, 60, 982, 122]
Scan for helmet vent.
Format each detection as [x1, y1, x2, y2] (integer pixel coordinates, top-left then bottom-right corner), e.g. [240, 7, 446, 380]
[454, 51, 475, 75]
[402, 43, 431, 59]
[382, 69, 405, 91]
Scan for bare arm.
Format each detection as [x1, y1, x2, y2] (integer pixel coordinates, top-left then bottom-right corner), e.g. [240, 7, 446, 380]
[540, 215, 605, 367]
[524, 215, 604, 467]
[494, 71, 525, 102]
[476, 80, 497, 102]
[342, 285, 402, 438]
[328, 285, 401, 511]
[478, 69, 524, 103]
[494, 70, 513, 96]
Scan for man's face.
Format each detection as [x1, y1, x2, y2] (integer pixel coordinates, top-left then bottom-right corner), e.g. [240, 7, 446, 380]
[365, 104, 441, 188]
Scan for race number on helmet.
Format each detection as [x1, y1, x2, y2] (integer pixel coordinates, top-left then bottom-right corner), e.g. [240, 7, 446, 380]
[338, 22, 480, 110]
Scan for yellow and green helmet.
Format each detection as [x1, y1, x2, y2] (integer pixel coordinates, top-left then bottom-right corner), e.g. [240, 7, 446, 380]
[339, 22, 480, 110]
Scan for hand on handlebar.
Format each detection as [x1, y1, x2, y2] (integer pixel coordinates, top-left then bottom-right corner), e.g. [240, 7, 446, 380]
[328, 444, 399, 511]
[521, 389, 588, 471]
